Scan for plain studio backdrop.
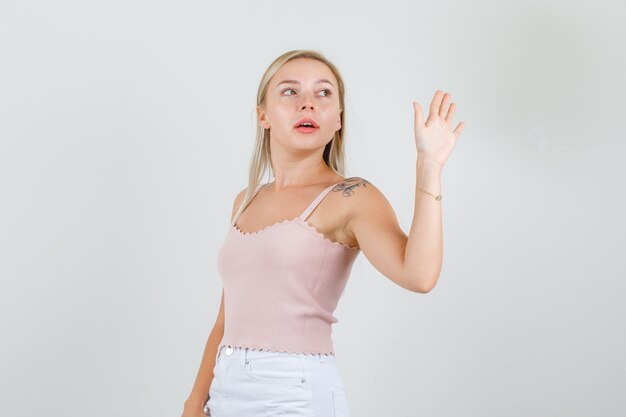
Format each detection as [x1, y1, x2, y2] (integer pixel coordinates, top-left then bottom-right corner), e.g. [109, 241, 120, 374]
[0, 0, 624, 416]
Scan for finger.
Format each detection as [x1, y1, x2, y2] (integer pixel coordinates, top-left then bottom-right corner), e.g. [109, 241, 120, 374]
[439, 93, 451, 119]
[428, 90, 444, 123]
[445, 103, 456, 124]
[413, 101, 424, 129]
[453, 121, 465, 137]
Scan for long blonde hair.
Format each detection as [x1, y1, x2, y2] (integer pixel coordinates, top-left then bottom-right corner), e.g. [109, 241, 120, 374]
[228, 49, 350, 230]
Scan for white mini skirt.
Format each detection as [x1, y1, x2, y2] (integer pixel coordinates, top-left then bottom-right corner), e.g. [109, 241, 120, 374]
[205, 345, 350, 417]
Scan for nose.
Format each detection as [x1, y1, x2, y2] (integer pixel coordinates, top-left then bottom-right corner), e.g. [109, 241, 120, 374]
[299, 92, 315, 110]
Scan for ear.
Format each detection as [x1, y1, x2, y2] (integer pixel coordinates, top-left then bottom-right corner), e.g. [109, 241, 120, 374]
[336, 108, 342, 131]
[257, 106, 270, 129]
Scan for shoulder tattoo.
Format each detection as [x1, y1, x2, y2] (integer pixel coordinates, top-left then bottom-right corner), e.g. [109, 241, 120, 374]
[332, 177, 369, 197]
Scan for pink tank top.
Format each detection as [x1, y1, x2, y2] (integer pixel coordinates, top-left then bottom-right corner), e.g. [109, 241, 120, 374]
[217, 180, 361, 355]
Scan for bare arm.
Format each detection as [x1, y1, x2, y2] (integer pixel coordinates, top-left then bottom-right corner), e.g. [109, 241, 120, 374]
[347, 91, 463, 293]
[183, 290, 225, 410]
[183, 188, 246, 413]
[345, 178, 430, 293]
[404, 157, 443, 292]
[344, 170, 441, 293]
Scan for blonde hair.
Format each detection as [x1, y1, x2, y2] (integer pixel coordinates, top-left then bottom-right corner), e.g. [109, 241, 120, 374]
[229, 49, 350, 230]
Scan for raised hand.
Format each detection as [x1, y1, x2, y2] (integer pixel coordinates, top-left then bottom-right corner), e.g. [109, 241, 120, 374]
[412, 90, 465, 167]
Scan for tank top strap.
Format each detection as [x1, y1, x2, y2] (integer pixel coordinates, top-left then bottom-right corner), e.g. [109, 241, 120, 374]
[298, 181, 343, 222]
[231, 182, 268, 227]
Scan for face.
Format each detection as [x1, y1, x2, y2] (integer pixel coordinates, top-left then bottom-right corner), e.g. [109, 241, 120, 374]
[257, 58, 342, 151]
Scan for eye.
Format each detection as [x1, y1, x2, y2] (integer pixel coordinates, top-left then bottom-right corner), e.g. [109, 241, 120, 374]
[281, 88, 333, 97]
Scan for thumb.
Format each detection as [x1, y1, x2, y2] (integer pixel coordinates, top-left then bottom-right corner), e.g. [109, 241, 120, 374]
[413, 101, 424, 130]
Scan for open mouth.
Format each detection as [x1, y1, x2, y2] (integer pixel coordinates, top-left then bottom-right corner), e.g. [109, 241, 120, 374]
[294, 119, 319, 133]
[295, 125, 319, 133]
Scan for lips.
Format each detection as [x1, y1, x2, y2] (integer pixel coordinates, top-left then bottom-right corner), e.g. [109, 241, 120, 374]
[293, 118, 319, 128]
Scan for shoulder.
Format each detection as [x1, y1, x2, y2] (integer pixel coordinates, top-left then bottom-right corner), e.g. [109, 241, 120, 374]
[229, 186, 248, 222]
[334, 176, 386, 205]
[233, 187, 247, 207]
[334, 177, 396, 232]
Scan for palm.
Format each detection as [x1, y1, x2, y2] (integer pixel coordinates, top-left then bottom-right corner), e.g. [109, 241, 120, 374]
[413, 90, 465, 167]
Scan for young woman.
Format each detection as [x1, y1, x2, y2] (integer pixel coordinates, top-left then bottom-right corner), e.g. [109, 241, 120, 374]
[181, 49, 465, 417]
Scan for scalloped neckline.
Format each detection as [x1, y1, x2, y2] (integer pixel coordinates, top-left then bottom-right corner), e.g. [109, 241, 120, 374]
[231, 217, 360, 252]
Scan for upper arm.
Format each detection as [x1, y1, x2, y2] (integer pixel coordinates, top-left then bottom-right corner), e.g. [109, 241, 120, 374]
[345, 179, 420, 292]
[214, 288, 225, 329]
[214, 187, 247, 330]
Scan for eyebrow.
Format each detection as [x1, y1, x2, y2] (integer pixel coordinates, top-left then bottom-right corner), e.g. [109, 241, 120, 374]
[275, 79, 335, 88]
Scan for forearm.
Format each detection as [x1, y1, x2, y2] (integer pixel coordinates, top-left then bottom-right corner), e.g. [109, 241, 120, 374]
[184, 325, 224, 408]
[404, 156, 443, 292]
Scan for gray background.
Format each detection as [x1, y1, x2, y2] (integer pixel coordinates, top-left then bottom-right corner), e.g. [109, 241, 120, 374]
[1, 0, 624, 416]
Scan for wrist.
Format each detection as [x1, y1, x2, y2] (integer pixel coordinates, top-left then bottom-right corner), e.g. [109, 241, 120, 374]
[415, 156, 442, 200]
[185, 395, 207, 408]
[416, 155, 443, 172]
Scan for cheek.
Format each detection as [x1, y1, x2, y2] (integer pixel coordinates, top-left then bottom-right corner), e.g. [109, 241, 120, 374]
[266, 108, 291, 128]
[320, 109, 341, 125]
